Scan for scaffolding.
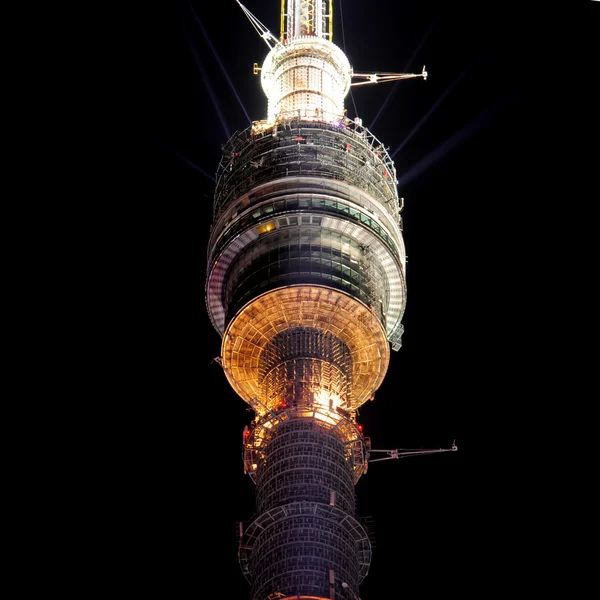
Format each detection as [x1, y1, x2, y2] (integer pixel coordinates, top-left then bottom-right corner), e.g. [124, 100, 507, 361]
[243, 405, 368, 485]
[214, 118, 401, 222]
[220, 285, 390, 412]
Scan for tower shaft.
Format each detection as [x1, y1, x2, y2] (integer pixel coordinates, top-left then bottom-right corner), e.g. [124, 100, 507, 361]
[241, 418, 369, 600]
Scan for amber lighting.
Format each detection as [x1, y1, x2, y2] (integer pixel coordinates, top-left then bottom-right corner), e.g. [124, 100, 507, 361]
[222, 285, 389, 414]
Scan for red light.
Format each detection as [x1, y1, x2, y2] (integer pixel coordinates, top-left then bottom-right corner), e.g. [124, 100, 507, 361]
[357, 424, 363, 431]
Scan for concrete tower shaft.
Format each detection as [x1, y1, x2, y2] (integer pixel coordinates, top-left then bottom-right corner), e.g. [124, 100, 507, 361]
[239, 419, 370, 600]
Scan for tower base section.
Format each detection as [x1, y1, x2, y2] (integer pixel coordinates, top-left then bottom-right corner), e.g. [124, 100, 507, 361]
[239, 501, 370, 600]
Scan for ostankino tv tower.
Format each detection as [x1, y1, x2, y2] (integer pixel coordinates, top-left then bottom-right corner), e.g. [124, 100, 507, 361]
[205, 2, 452, 598]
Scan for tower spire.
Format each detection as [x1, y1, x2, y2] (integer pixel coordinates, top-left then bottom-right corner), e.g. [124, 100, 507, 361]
[282, 0, 333, 43]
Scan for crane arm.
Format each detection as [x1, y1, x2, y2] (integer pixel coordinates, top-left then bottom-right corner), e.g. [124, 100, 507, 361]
[236, 0, 283, 50]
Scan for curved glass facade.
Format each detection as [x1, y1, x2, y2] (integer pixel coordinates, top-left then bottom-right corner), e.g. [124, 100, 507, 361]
[224, 228, 385, 325]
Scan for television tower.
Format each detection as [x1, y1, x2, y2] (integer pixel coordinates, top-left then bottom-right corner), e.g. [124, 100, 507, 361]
[205, 2, 455, 598]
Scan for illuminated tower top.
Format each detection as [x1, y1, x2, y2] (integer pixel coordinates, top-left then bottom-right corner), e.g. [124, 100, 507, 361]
[207, 4, 431, 417]
[239, 0, 426, 126]
[240, 0, 351, 124]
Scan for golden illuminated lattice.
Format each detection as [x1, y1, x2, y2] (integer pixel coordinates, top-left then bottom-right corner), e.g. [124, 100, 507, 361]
[221, 285, 389, 413]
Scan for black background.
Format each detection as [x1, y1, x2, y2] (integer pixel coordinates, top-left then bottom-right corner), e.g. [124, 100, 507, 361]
[111, 1, 598, 597]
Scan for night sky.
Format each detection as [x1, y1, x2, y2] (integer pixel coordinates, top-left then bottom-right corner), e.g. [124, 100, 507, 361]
[127, 1, 596, 597]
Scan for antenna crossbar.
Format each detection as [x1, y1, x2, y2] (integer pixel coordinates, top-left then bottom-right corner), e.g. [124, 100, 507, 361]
[351, 66, 428, 86]
[368, 440, 457, 462]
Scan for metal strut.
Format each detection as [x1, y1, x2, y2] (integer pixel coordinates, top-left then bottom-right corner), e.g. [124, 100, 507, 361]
[236, 0, 283, 50]
[368, 440, 457, 462]
[351, 65, 428, 86]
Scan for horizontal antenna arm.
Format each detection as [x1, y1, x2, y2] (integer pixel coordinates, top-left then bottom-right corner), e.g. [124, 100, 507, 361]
[351, 65, 428, 86]
[368, 440, 457, 462]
